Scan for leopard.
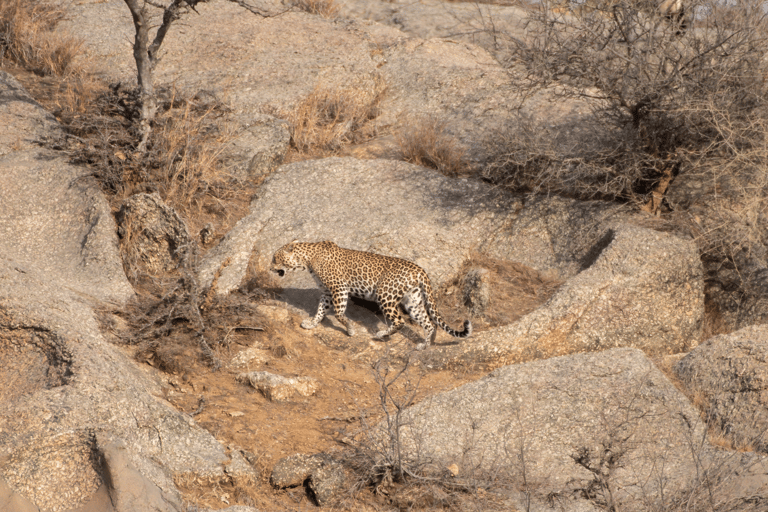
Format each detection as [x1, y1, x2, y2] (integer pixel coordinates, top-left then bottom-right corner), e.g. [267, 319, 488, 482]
[270, 241, 472, 349]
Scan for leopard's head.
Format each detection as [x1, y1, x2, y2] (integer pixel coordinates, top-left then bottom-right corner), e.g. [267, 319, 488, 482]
[270, 240, 307, 277]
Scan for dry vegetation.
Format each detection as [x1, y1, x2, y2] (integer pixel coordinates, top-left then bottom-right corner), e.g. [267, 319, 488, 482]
[290, 0, 339, 18]
[288, 75, 387, 155]
[493, 0, 768, 202]
[60, 84, 246, 234]
[286, 78, 471, 176]
[0, 0, 248, 240]
[0, 0, 82, 76]
[487, 0, 768, 332]
[396, 115, 469, 177]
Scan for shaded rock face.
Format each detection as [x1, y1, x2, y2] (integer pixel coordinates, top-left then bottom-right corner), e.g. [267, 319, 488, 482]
[425, 224, 704, 369]
[675, 325, 768, 452]
[115, 193, 192, 276]
[98, 436, 183, 512]
[0, 477, 39, 512]
[381, 348, 768, 511]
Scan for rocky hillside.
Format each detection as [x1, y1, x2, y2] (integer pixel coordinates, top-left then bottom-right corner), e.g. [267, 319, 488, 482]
[2, 0, 768, 511]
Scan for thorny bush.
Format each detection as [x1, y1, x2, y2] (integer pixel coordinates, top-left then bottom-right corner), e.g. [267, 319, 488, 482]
[491, 0, 768, 206]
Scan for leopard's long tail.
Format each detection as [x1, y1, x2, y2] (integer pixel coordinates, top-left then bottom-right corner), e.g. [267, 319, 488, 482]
[419, 277, 472, 339]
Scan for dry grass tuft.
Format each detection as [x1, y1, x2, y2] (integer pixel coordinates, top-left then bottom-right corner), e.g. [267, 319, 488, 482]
[288, 76, 386, 154]
[146, 95, 240, 227]
[53, 85, 247, 238]
[0, 0, 82, 76]
[291, 0, 339, 18]
[396, 115, 468, 177]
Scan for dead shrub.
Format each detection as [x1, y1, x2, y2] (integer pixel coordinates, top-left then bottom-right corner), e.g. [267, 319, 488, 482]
[0, 0, 82, 75]
[146, 94, 238, 225]
[52, 73, 106, 116]
[55, 85, 247, 237]
[396, 115, 468, 176]
[121, 261, 271, 373]
[495, 0, 768, 204]
[291, 0, 339, 18]
[288, 75, 386, 154]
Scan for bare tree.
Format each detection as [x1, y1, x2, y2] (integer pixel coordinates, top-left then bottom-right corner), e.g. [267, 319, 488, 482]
[492, 0, 768, 209]
[121, 0, 286, 152]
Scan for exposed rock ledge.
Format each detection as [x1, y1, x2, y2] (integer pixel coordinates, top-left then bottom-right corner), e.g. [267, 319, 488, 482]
[0, 71, 253, 512]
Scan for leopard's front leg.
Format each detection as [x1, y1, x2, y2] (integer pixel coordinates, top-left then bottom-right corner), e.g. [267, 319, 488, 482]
[302, 293, 331, 330]
[331, 288, 356, 336]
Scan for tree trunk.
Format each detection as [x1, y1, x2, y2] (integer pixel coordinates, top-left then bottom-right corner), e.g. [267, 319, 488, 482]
[124, 0, 156, 153]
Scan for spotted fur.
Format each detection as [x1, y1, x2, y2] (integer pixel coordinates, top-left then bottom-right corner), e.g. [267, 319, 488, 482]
[270, 241, 472, 348]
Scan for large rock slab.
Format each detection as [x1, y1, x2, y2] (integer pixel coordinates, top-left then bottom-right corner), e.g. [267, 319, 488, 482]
[375, 348, 768, 511]
[0, 72, 133, 304]
[674, 325, 768, 452]
[199, 157, 519, 296]
[424, 224, 704, 368]
[57, 0, 550, 165]
[0, 73, 249, 511]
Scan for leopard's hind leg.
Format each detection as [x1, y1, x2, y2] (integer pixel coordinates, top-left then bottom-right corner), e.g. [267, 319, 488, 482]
[374, 300, 406, 339]
[331, 288, 356, 336]
[402, 288, 436, 349]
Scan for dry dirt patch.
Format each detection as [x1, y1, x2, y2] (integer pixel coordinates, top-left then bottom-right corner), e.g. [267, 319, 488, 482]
[110, 300, 488, 509]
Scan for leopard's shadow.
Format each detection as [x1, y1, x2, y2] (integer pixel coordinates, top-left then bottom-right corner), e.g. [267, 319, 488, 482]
[275, 286, 386, 337]
[274, 286, 461, 347]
